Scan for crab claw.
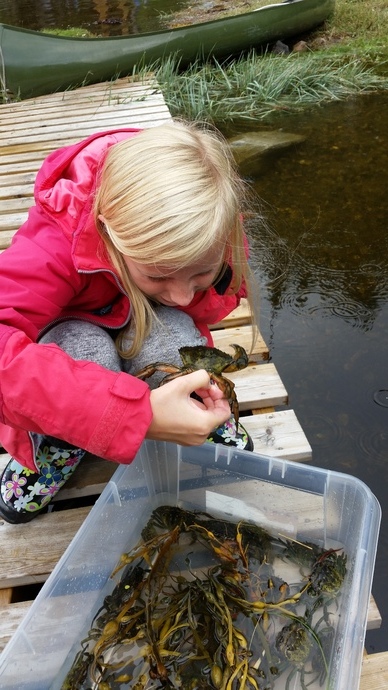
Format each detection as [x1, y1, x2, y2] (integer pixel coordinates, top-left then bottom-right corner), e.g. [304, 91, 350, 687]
[210, 373, 239, 423]
[223, 344, 249, 372]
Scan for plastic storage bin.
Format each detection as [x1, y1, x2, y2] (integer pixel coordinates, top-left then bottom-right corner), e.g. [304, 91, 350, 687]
[0, 441, 381, 690]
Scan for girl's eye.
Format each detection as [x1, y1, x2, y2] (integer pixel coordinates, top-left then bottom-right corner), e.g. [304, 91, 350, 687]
[144, 269, 216, 283]
[146, 275, 167, 282]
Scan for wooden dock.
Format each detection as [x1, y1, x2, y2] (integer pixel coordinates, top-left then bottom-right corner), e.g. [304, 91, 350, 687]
[0, 76, 386, 688]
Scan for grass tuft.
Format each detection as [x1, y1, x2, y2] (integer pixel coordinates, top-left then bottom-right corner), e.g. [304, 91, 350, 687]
[132, 51, 388, 124]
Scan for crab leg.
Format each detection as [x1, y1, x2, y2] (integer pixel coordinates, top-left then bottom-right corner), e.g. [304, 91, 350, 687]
[134, 363, 182, 380]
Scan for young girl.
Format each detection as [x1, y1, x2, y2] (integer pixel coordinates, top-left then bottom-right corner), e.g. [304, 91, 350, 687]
[0, 120, 255, 524]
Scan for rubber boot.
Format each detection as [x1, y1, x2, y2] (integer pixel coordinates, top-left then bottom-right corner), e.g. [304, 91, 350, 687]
[207, 417, 254, 451]
[0, 437, 85, 524]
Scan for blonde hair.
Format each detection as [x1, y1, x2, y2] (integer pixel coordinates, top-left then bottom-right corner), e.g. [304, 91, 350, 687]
[94, 120, 253, 358]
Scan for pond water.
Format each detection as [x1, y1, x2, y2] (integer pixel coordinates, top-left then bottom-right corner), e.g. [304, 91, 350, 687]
[0, 0, 185, 35]
[238, 93, 388, 655]
[1, 0, 388, 657]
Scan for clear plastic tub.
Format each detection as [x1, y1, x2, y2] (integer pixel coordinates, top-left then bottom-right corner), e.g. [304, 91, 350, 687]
[0, 441, 381, 690]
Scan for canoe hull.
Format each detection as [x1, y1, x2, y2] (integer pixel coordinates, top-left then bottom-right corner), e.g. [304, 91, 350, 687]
[0, 0, 335, 99]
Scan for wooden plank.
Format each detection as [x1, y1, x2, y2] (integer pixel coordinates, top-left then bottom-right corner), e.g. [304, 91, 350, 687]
[0, 214, 28, 242]
[2, 98, 170, 133]
[0, 159, 45, 172]
[0, 507, 91, 588]
[0, 160, 47, 176]
[210, 301, 252, 329]
[0, 197, 32, 213]
[0, 76, 161, 114]
[0, 79, 168, 113]
[212, 324, 269, 361]
[3, 110, 172, 145]
[1, 88, 171, 135]
[0, 601, 33, 652]
[0, 92, 162, 119]
[359, 651, 388, 690]
[367, 595, 384, 631]
[2, 100, 170, 133]
[2, 114, 170, 148]
[228, 363, 288, 410]
[0, 90, 167, 121]
[0, 183, 35, 197]
[0, 589, 12, 607]
[243, 409, 312, 461]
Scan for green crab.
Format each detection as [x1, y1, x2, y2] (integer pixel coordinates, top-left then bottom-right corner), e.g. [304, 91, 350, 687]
[134, 343, 248, 423]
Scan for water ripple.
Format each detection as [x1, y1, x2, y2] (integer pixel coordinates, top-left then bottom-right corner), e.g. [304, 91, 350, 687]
[305, 402, 388, 472]
[304, 411, 347, 451]
[357, 427, 388, 462]
[276, 288, 376, 330]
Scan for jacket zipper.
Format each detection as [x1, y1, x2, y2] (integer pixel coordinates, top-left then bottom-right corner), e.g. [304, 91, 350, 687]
[38, 267, 132, 338]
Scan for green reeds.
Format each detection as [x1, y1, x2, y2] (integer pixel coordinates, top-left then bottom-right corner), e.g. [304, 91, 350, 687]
[133, 51, 388, 124]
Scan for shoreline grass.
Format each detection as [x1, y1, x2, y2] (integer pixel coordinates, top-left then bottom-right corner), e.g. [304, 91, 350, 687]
[313, 0, 388, 55]
[135, 0, 388, 125]
[146, 51, 388, 124]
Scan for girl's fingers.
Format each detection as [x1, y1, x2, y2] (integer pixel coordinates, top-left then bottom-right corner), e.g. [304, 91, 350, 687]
[146, 371, 231, 445]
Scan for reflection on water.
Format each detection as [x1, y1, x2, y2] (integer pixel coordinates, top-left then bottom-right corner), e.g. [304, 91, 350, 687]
[0, 0, 185, 35]
[243, 93, 388, 654]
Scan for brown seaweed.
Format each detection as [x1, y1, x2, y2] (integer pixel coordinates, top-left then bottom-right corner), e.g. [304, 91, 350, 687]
[61, 505, 347, 690]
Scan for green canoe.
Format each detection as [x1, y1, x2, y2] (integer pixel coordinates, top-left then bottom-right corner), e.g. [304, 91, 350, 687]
[0, 0, 335, 100]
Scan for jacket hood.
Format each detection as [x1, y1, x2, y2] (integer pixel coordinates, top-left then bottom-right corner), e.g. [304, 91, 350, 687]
[34, 128, 142, 270]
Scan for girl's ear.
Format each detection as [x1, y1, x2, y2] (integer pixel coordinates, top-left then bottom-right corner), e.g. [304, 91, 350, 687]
[97, 214, 106, 225]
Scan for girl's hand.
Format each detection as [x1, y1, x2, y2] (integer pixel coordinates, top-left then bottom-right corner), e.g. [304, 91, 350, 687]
[146, 369, 231, 446]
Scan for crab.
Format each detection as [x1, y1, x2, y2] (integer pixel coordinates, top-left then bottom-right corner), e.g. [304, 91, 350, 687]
[134, 343, 248, 423]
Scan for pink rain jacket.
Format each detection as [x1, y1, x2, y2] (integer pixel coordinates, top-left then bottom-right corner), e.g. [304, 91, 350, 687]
[0, 128, 246, 471]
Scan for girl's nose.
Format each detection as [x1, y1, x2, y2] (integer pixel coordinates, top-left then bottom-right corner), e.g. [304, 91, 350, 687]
[168, 284, 195, 306]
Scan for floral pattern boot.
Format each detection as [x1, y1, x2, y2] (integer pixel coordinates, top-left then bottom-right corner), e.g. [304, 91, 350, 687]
[0, 438, 85, 524]
[207, 417, 254, 451]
